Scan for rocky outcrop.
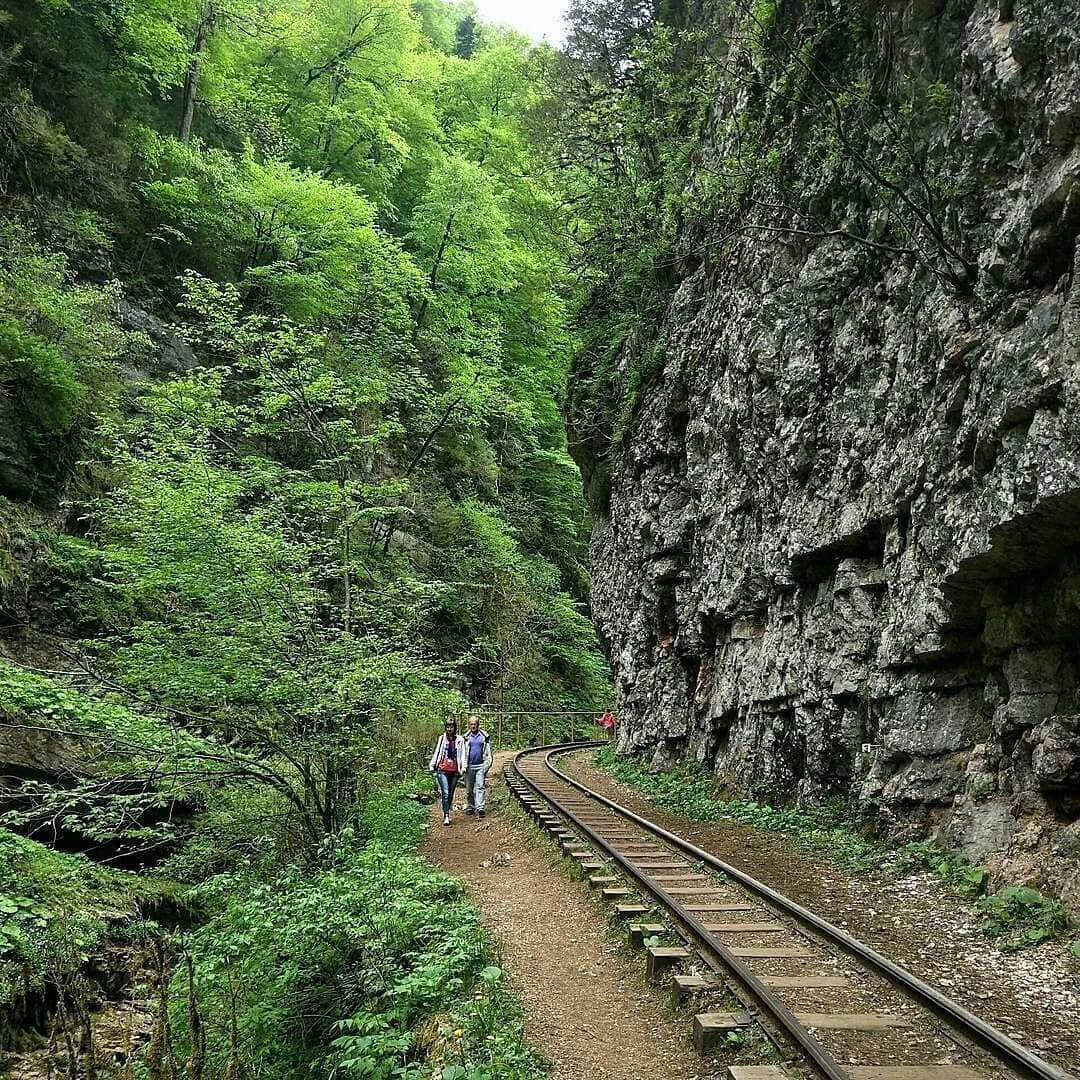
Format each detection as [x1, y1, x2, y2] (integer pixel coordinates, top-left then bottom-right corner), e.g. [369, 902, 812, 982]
[577, 1, 1080, 909]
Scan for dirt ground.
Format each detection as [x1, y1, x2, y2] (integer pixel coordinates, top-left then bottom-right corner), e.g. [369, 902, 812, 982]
[422, 753, 722, 1080]
[560, 751, 1080, 1076]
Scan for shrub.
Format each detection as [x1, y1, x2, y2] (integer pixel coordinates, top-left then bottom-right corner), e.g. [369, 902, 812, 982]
[977, 886, 1069, 952]
[169, 780, 547, 1079]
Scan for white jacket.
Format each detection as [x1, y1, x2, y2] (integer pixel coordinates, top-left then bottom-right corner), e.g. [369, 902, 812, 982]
[429, 733, 468, 773]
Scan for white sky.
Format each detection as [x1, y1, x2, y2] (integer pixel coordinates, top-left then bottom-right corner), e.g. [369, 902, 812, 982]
[475, 0, 568, 44]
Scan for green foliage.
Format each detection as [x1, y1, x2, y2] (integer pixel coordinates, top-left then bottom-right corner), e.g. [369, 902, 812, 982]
[894, 840, 987, 898]
[170, 786, 546, 1080]
[0, 826, 182, 1010]
[976, 886, 1070, 953]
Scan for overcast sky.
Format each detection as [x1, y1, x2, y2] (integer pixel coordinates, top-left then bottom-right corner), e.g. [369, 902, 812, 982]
[474, 0, 567, 44]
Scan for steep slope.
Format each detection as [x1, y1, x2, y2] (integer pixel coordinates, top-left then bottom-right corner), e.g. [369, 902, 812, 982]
[567, 0, 1080, 907]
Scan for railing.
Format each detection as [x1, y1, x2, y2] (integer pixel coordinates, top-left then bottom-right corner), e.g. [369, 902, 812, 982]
[475, 709, 614, 748]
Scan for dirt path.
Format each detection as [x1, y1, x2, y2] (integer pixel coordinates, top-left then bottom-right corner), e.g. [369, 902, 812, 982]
[561, 751, 1080, 1075]
[423, 753, 717, 1080]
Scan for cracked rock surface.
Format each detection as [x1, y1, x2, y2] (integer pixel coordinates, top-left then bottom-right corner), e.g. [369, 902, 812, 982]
[574, 1, 1080, 911]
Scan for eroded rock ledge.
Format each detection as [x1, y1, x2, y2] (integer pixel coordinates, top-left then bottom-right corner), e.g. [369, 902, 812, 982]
[578, 1, 1080, 910]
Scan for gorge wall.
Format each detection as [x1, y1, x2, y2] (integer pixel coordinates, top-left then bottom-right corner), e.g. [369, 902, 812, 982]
[574, 0, 1080, 907]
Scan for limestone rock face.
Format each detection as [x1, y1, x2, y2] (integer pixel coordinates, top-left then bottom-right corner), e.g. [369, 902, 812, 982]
[578, 1, 1080, 908]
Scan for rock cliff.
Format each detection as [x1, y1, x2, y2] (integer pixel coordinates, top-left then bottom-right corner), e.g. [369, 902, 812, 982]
[573, 0, 1080, 908]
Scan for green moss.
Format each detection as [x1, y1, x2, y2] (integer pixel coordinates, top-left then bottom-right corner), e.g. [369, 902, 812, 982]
[0, 826, 186, 1010]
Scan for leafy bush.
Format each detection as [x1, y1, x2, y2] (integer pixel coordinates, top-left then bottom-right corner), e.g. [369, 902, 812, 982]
[171, 785, 546, 1080]
[0, 319, 85, 437]
[0, 827, 180, 1013]
[894, 840, 987, 898]
[977, 886, 1070, 952]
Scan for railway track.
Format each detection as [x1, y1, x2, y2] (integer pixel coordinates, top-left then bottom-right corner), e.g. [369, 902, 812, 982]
[507, 742, 1076, 1080]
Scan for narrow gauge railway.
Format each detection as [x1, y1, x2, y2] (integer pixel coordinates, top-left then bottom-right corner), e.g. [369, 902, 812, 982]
[507, 743, 1077, 1080]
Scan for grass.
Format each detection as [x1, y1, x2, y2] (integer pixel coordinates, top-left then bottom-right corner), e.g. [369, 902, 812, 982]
[593, 745, 888, 872]
[593, 747, 1073, 953]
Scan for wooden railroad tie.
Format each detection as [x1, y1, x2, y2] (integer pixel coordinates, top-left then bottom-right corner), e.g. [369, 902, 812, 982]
[693, 1011, 752, 1055]
[588, 874, 619, 889]
[797, 1013, 911, 1030]
[673, 974, 717, 996]
[628, 922, 667, 948]
[645, 945, 689, 980]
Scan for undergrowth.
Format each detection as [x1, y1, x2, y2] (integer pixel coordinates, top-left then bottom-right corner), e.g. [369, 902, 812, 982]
[0, 827, 184, 1020]
[170, 777, 548, 1080]
[593, 747, 1072, 952]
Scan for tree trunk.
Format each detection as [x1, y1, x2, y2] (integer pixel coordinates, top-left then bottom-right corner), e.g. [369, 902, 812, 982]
[179, 7, 214, 142]
[415, 212, 455, 329]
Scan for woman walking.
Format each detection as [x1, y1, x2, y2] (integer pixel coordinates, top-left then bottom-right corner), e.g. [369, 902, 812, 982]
[429, 719, 466, 825]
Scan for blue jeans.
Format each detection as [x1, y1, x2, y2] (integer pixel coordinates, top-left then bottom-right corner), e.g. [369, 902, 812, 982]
[435, 770, 459, 816]
[465, 765, 487, 812]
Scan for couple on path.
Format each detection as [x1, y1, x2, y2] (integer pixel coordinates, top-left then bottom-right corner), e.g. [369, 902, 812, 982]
[428, 714, 493, 826]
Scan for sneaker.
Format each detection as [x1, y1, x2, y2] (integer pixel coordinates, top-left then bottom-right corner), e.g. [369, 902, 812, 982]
[465, 807, 475, 815]
[478, 810, 485, 819]
[443, 815, 450, 826]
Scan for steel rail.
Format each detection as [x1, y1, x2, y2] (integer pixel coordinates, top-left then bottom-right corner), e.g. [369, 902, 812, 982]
[511, 743, 850, 1080]
[512, 742, 1075, 1080]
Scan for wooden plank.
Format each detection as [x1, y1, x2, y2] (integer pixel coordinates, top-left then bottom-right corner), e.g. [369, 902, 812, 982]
[762, 976, 849, 989]
[673, 974, 717, 995]
[613, 904, 648, 917]
[730, 946, 813, 958]
[663, 887, 727, 896]
[588, 875, 619, 888]
[847, 1070, 983, 1080]
[703, 922, 786, 934]
[693, 1011, 751, 1054]
[628, 922, 667, 948]
[602, 888, 632, 900]
[646, 945, 689, 981]
[796, 1013, 911, 1030]
[728, 1069, 789, 1080]
[684, 904, 754, 913]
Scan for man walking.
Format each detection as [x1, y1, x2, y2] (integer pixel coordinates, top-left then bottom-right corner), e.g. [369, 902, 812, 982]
[463, 714, 493, 818]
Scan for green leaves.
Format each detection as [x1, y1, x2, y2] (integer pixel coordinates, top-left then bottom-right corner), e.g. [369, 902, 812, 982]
[977, 886, 1070, 953]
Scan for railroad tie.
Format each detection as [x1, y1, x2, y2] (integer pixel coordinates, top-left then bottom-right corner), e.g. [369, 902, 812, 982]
[702, 922, 786, 934]
[614, 903, 649, 917]
[645, 945, 689, 980]
[602, 887, 633, 900]
[762, 975, 849, 989]
[588, 874, 620, 889]
[846, 1069, 984, 1079]
[726, 1069, 788, 1079]
[796, 1013, 912, 1030]
[673, 974, 717, 996]
[729, 946, 813, 958]
[628, 922, 667, 948]
[684, 904, 755, 913]
[663, 886, 728, 896]
[693, 1011, 752, 1055]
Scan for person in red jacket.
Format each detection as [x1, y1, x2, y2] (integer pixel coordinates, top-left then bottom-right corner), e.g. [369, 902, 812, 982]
[428, 719, 466, 825]
[599, 710, 616, 739]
